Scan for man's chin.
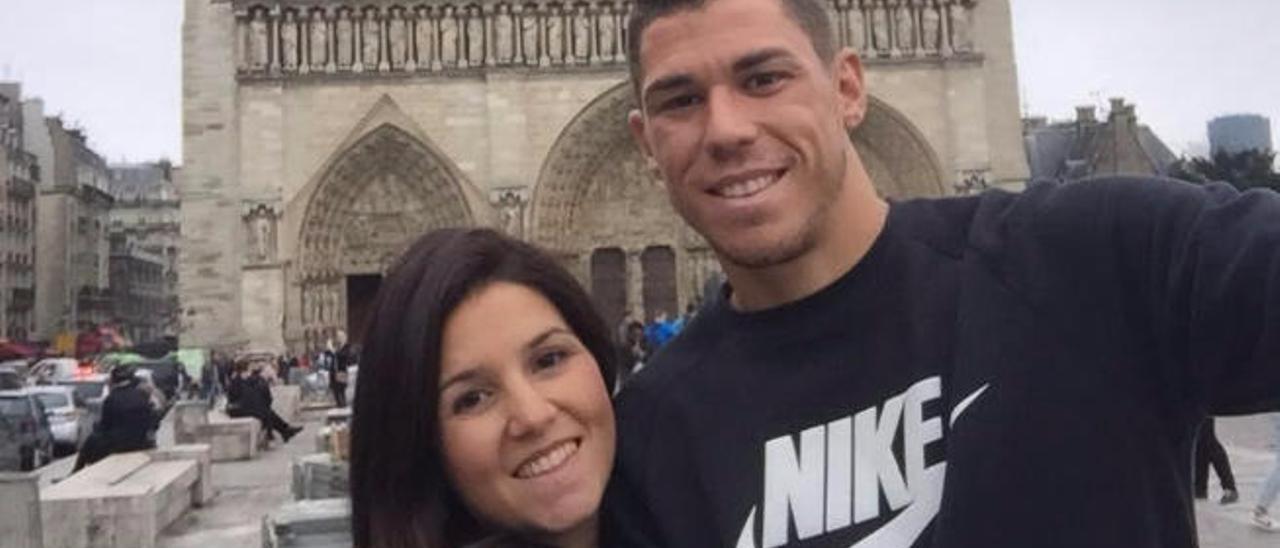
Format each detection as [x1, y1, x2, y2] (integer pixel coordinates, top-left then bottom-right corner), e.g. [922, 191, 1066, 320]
[711, 232, 813, 270]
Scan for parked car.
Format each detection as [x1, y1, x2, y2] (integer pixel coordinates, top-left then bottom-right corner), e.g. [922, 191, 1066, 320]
[0, 366, 25, 390]
[0, 358, 33, 378]
[0, 389, 56, 471]
[27, 385, 88, 456]
[30, 358, 83, 384]
[57, 374, 111, 423]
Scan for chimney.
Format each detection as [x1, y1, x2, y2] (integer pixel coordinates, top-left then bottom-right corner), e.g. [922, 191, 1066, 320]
[1075, 106, 1097, 125]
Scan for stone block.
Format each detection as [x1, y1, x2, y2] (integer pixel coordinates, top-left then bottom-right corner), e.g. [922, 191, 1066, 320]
[291, 453, 349, 501]
[262, 498, 351, 548]
[172, 400, 210, 445]
[271, 385, 301, 423]
[0, 472, 42, 548]
[152, 444, 215, 506]
[196, 417, 260, 461]
[322, 408, 350, 426]
[39, 450, 200, 548]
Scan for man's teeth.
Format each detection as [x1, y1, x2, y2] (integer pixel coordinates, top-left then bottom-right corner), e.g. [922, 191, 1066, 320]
[718, 174, 777, 198]
[516, 440, 579, 479]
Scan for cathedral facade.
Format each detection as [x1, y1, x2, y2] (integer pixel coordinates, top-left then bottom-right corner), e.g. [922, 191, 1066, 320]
[180, 0, 1028, 353]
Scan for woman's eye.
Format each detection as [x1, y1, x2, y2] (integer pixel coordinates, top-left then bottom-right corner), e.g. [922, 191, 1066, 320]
[534, 349, 568, 371]
[451, 389, 491, 415]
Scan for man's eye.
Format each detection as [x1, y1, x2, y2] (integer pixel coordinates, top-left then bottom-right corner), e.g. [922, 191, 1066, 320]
[745, 72, 787, 91]
[534, 350, 568, 371]
[451, 389, 491, 415]
[659, 94, 702, 112]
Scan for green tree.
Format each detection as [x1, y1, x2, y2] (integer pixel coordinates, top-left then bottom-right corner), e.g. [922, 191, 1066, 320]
[1169, 148, 1280, 192]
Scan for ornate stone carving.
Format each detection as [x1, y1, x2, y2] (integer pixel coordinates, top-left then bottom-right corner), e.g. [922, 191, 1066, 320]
[948, 0, 975, 53]
[491, 187, 531, 237]
[244, 204, 279, 264]
[280, 10, 300, 71]
[954, 168, 990, 195]
[234, 0, 980, 79]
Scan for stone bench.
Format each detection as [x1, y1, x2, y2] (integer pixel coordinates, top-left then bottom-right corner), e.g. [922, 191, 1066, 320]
[39, 444, 213, 548]
[262, 498, 351, 548]
[0, 472, 42, 548]
[173, 401, 261, 462]
[323, 408, 351, 426]
[292, 453, 348, 500]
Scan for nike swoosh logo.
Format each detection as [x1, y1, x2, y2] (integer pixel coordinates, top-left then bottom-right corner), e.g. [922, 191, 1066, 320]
[949, 383, 990, 428]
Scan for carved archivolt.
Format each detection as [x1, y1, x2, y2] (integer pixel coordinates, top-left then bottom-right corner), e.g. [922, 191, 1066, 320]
[296, 123, 473, 341]
[234, 0, 981, 79]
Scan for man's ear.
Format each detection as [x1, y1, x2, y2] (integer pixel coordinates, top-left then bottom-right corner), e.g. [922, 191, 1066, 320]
[832, 49, 867, 130]
[627, 108, 653, 158]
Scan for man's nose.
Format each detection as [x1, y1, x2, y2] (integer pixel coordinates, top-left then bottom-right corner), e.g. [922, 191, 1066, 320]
[703, 86, 759, 161]
[504, 380, 557, 438]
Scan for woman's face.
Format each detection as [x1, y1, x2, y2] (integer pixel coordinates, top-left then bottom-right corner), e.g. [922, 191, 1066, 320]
[438, 281, 616, 542]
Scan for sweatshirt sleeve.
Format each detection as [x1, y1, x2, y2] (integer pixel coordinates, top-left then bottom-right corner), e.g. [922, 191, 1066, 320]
[1036, 178, 1280, 415]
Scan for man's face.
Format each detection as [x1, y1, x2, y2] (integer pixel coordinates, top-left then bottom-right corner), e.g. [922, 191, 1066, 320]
[629, 0, 866, 269]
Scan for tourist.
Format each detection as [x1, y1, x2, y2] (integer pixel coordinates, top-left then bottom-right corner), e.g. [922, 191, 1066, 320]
[605, 0, 1280, 546]
[1194, 418, 1239, 504]
[349, 228, 616, 548]
[1255, 413, 1280, 531]
[73, 364, 158, 471]
[226, 362, 303, 443]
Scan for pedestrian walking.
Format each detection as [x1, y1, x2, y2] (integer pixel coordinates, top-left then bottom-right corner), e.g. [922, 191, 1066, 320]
[1195, 418, 1240, 504]
[1254, 413, 1280, 531]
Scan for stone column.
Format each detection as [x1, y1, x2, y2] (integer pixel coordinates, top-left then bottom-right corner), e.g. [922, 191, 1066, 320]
[0, 473, 42, 548]
[626, 248, 643, 320]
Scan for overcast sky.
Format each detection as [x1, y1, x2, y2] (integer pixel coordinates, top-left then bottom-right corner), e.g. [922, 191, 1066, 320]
[0, 0, 1276, 163]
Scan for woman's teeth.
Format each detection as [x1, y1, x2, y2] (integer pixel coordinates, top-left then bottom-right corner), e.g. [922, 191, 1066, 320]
[516, 440, 580, 479]
[717, 173, 778, 198]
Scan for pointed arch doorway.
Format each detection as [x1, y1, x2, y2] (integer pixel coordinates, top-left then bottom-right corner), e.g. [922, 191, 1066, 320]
[294, 124, 474, 349]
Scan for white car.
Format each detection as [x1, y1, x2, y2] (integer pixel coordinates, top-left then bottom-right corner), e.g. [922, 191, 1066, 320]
[26, 385, 88, 454]
[30, 358, 82, 384]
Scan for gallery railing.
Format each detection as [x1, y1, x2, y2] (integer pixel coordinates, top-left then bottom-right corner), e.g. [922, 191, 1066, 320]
[232, 0, 980, 79]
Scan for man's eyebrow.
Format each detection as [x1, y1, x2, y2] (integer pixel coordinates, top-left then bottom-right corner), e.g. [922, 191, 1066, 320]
[642, 73, 695, 106]
[732, 48, 794, 73]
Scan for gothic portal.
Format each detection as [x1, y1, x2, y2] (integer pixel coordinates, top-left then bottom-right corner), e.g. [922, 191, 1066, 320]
[181, 0, 1029, 352]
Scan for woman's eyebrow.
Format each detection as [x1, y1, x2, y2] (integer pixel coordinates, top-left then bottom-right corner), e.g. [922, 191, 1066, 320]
[439, 368, 481, 394]
[523, 327, 574, 351]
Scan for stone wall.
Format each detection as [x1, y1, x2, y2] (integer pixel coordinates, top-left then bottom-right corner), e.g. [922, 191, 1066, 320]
[182, 0, 1029, 351]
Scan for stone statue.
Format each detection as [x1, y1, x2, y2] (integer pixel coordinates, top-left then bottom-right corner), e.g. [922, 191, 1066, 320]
[281, 10, 300, 71]
[948, 0, 975, 53]
[838, 0, 868, 53]
[597, 1, 619, 62]
[464, 4, 487, 67]
[869, 0, 891, 56]
[545, 2, 566, 65]
[493, 3, 517, 65]
[336, 9, 355, 69]
[916, 0, 941, 54]
[415, 6, 437, 70]
[308, 8, 329, 72]
[892, 0, 916, 55]
[249, 9, 270, 70]
[519, 3, 542, 66]
[362, 8, 384, 72]
[571, 2, 593, 63]
[440, 4, 460, 68]
[493, 189, 529, 238]
[245, 206, 277, 263]
[388, 8, 408, 70]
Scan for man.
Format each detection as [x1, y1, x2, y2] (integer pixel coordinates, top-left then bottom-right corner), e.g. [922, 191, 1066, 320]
[226, 362, 303, 443]
[606, 0, 1280, 547]
[74, 364, 158, 471]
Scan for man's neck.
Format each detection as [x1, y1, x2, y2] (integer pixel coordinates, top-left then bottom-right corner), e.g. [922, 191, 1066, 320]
[725, 161, 888, 312]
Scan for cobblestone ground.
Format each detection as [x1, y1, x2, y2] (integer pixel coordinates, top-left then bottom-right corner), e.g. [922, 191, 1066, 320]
[1196, 413, 1280, 548]
[156, 407, 329, 548]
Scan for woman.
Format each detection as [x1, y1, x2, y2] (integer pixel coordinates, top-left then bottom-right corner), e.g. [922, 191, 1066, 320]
[350, 228, 617, 548]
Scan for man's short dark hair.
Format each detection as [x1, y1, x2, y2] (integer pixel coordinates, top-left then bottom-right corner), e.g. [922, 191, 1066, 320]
[626, 0, 837, 101]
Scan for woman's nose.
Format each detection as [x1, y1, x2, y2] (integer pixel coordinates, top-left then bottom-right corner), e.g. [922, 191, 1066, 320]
[504, 381, 557, 438]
